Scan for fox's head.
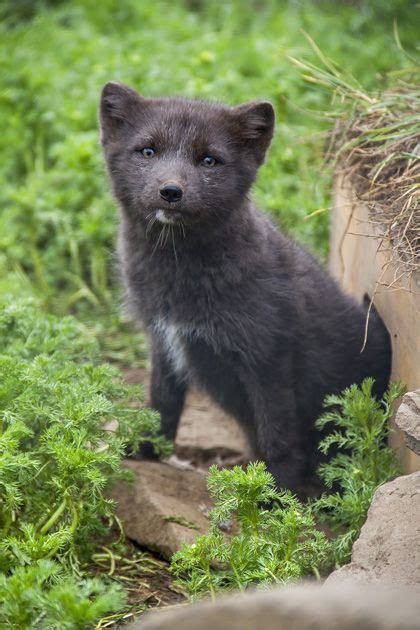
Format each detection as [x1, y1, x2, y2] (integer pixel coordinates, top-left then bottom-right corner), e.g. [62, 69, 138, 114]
[100, 82, 274, 233]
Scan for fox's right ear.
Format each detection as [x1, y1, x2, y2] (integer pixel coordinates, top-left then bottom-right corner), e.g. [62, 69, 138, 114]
[99, 82, 144, 143]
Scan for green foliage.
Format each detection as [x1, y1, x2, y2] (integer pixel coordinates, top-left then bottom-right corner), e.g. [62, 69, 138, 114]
[0, 0, 416, 323]
[172, 380, 404, 596]
[313, 378, 405, 564]
[0, 297, 169, 625]
[171, 462, 330, 597]
[0, 296, 99, 362]
[0, 560, 124, 629]
[0, 354, 167, 571]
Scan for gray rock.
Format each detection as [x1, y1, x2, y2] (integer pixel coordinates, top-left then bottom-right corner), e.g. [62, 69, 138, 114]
[395, 391, 420, 455]
[113, 460, 212, 560]
[175, 389, 250, 467]
[326, 472, 420, 586]
[134, 582, 420, 630]
[122, 367, 250, 467]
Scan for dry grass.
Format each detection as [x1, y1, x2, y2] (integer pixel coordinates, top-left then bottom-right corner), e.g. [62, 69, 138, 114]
[291, 39, 419, 280]
[89, 542, 186, 628]
[329, 81, 419, 279]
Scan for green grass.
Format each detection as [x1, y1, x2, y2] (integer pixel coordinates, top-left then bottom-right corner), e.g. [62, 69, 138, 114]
[0, 0, 417, 352]
[0, 2, 416, 623]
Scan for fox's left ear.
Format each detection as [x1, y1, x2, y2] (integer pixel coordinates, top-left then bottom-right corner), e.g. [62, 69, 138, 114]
[232, 101, 275, 164]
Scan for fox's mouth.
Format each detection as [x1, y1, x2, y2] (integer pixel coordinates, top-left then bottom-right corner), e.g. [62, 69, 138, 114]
[154, 208, 186, 225]
[155, 209, 175, 225]
[147, 206, 199, 231]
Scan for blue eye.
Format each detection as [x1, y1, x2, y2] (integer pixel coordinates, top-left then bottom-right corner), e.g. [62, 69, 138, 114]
[201, 155, 217, 167]
[140, 147, 155, 158]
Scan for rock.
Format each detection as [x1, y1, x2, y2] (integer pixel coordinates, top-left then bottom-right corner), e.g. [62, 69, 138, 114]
[395, 391, 420, 455]
[133, 582, 420, 630]
[113, 460, 212, 560]
[123, 367, 251, 468]
[326, 472, 420, 586]
[175, 389, 250, 467]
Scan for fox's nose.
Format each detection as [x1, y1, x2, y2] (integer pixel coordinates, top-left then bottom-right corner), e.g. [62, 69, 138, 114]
[159, 183, 183, 203]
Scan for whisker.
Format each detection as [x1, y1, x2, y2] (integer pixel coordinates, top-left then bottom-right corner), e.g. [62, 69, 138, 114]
[171, 225, 178, 263]
[158, 225, 166, 249]
[146, 214, 157, 237]
[163, 224, 171, 248]
[151, 224, 165, 257]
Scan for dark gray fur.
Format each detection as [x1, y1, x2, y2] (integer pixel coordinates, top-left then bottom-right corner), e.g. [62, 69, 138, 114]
[99, 82, 391, 492]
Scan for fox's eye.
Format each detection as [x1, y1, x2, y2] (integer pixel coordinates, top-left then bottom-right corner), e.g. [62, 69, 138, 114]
[201, 155, 217, 167]
[139, 147, 155, 158]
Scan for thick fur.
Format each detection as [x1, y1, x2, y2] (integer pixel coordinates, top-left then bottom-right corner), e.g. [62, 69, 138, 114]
[100, 82, 391, 492]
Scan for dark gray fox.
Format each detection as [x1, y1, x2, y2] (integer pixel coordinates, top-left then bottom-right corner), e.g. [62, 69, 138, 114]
[100, 82, 391, 492]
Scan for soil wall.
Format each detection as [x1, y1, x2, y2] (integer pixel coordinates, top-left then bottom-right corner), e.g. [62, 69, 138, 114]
[329, 175, 420, 473]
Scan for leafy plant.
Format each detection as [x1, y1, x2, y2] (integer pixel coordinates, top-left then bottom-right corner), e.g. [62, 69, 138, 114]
[313, 378, 404, 563]
[172, 379, 404, 596]
[0, 296, 99, 362]
[0, 354, 167, 570]
[0, 560, 125, 629]
[0, 297, 169, 625]
[171, 462, 330, 598]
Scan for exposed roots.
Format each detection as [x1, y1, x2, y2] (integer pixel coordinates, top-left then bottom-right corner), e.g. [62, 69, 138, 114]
[329, 80, 420, 281]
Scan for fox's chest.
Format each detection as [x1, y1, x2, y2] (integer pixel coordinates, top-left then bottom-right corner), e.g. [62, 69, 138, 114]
[153, 317, 190, 375]
[137, 248, 243, 312]
[136, 253, 257, 374]
[152, 314, 228, 378]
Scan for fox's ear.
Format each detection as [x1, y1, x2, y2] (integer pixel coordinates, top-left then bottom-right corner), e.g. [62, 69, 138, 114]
[232, 101, 275, 164]
[99, 82, 144, 143]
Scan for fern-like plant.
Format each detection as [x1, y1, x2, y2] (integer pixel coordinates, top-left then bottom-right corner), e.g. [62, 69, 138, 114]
[171, 462, 330, 598]
[172, 379, 404, 596]
[0, 560, 125, 629]
[313, 378, 404, 563]
[0, 297, 170, 626]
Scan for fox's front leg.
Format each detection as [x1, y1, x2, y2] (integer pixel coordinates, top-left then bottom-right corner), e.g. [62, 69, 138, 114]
[139, 335, 187, 458]
[252, 360, 305, 493]
[257, 400, 305, 493]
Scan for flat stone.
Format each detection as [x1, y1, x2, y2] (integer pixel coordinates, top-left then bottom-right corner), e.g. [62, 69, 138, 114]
[113, 460, 212, 560]
[176, 389, 250, 467]
[133, 582, 420, 630]
[326, 472, 420, 586]
[395, 391, 420, 455]
[123, 368, 251, 467]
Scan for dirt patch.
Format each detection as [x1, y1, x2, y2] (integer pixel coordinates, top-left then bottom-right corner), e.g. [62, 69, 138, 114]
[89, 540, 186, 627]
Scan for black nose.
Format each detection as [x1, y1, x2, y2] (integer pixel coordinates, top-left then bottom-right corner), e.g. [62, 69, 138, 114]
[159, 183, 183, 203]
